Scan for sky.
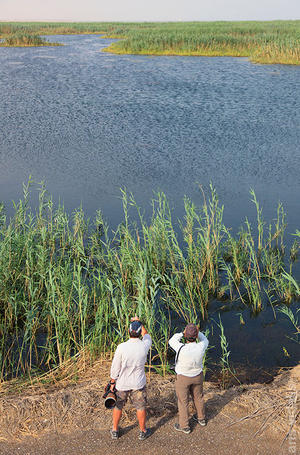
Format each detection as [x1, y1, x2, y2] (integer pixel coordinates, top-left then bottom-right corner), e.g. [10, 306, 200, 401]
[0, 0, 300, 22]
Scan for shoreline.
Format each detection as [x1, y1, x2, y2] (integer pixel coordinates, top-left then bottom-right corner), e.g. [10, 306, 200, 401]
[101, 37, 300, 65]
[0, 43, 62, 47]
[102, 43, 300, 66]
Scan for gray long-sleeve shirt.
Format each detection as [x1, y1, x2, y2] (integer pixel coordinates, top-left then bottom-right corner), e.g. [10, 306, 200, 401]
[110, 334, 152, 391]
[169, 331, 209, 377]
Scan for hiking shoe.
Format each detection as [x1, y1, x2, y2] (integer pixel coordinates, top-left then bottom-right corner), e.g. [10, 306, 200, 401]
[192, 415, 207, 426]
[174, 423, 191, 434]
[110, 429, 119, 440]
[139, 428, 151, 440]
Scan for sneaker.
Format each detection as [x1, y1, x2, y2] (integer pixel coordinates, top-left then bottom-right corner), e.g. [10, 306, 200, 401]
[139, 428, 151, 440]
[192, 415, 207, 426]
[174, 423, 191, 434]
[110, 429, 119, 440]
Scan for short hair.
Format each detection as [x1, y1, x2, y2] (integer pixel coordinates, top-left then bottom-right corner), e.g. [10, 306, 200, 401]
[129, 331, 140, 338]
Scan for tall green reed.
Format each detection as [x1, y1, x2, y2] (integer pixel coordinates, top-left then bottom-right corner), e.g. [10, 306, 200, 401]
[0, 183, 298, 382]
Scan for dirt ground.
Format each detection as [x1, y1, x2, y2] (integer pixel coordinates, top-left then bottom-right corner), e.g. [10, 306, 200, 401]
[0, 361, 299, 455]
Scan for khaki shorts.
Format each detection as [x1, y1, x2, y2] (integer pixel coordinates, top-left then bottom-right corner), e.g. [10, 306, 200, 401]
[115, 386, 147, 411]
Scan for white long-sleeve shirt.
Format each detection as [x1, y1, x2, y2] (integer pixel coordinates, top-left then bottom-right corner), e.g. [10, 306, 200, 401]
[110, 334, 152, 391]
[169, 331, 209, 377]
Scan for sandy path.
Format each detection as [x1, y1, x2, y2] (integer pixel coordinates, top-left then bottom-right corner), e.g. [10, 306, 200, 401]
[0, 397, 292, 455]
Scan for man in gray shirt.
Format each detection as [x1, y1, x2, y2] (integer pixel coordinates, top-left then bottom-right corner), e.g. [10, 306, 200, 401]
[169, 323, 209, 434]
[109, 316, 152, 441]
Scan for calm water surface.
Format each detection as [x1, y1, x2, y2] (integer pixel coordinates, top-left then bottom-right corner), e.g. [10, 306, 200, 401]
[0, 34, 299, 375]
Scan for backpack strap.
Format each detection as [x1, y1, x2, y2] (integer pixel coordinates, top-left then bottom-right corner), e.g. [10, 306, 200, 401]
[175, 344, 184, 365]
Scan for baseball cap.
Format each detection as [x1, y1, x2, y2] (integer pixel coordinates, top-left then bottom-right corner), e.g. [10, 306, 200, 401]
[129, 320, 142, 335]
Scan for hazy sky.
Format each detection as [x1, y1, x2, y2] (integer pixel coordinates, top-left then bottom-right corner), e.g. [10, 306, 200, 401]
[1, 0, 300, 22]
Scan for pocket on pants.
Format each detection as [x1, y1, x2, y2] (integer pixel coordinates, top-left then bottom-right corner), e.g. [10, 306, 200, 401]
[131, 387, 147, 410]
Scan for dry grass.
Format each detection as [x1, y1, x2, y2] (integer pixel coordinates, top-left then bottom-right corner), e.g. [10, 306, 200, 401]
[0, 357, 177, 441]
[0, 356, 298, 443]
[231, 365, 300, 437]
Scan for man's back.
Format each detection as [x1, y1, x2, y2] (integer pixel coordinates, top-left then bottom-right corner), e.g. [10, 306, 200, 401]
[168, 325, 209, 432]
[109, 317, 152, 441]
[169, 331, 208, 377]
[111, 334, 152, 391]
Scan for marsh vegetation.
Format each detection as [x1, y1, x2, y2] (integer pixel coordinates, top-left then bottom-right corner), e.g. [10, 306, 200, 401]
[103, 21, 300, 65]
[0, 21, 299, 64]
[0, 182, 299, 383]
[0, 32, 60, 47]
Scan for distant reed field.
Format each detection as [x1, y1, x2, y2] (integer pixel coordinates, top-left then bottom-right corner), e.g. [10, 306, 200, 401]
[0, 21, 299, 64]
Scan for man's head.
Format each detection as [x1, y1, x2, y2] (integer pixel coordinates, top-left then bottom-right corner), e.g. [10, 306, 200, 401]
[184, 323, 198, 342]
[129, 320, 142, 338]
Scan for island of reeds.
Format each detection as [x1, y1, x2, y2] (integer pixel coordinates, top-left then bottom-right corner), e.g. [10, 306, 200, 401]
[0, 182, 299, 384]
[0, 32, 60, 47]
[0, 21, 300, 64]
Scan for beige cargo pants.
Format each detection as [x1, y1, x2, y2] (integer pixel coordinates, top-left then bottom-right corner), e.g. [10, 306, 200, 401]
[175, 372, 205, 429]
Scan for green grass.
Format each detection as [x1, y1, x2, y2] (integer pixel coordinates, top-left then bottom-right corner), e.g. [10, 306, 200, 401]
[0, 181, 299, 383]
[0, 32, 60, 47]
[0, 21, 299, 64]
[103, 22, 300, 65]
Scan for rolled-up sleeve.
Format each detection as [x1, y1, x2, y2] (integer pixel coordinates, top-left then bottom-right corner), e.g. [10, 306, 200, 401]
[110, 345, 122, 380]
[142, 334, 152, 352]
[198, 331, 209, 350]
[169, 332, 184, 353]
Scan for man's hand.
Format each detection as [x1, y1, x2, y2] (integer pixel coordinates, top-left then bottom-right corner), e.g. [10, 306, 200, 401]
[110, 379, 116, 392]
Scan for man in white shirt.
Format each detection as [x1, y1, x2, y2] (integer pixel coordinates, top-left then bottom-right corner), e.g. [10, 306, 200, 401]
[169, 323, 209, 434]
[109, 316, 152, 441]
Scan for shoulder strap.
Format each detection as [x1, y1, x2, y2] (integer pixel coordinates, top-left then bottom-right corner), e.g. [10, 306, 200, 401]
[175, 344, 184, 365]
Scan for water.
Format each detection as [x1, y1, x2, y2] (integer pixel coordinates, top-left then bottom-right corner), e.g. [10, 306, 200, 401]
[0, 34, 299, 378]
[1, 35, 300, 227]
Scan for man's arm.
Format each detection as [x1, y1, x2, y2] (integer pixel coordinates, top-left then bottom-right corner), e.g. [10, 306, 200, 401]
[141, 324, 152, 350]
[198, 331, 209, 350]
[130, 315, 152, 350]
[110, 345, 122, 383]
[169, 332, 184, 352]
[141, 324, 148, 337]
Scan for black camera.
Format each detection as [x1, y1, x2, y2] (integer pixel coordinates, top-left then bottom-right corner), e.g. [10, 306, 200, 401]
[103, 382, 117, 409]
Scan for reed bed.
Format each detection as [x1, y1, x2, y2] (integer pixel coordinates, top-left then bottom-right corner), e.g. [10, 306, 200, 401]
[0, 182, 299, 383]
[0, 22, 113, 36]
[0, 21, 300, 64]
[0, 33, 59, 47]
[104, 22, 300, 65]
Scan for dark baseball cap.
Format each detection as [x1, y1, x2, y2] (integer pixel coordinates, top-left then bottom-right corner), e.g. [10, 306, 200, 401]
[129, 320, 142, 335]
[185, 323, 198, 340]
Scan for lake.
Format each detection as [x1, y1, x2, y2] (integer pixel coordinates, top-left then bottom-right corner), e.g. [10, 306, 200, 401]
[0, 34, 299, 380]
